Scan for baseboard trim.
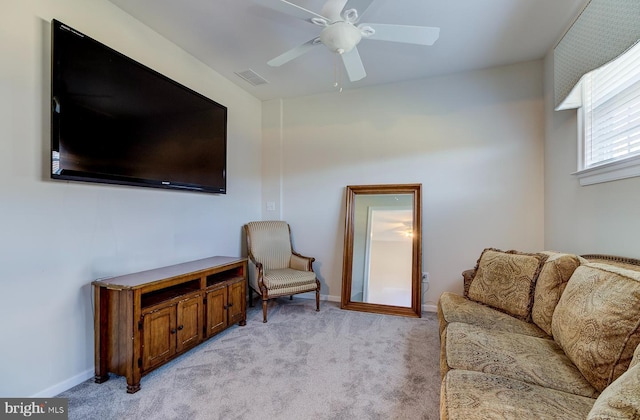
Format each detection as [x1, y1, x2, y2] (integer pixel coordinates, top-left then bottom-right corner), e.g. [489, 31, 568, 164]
[32, 368, 94, 398]
[293, 292, 341, 303]
[422, 304, 437, 313]
[295, 293, 437, 313]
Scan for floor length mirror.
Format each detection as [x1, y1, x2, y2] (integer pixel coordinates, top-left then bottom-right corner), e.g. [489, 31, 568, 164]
[341, 184, 422, 317]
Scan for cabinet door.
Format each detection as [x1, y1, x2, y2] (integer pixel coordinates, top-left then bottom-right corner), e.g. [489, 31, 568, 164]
[141, 305, 176, 371]
[227, 280, 246, 325]
[176, 293, 203, 353]
[205, 287, 227, 337]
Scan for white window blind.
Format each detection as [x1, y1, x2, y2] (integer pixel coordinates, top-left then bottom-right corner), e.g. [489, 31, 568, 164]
[582, 41, 640, 169]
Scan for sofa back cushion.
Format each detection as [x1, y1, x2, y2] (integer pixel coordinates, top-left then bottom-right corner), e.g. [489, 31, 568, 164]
[587, 343, 640, 419]
[468, 248, 547, 321]
[531, 252, 583, 336]
[552, 263, 640, 392]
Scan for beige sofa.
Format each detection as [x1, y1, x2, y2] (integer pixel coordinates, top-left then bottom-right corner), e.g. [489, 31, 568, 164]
[438, 249, 640, 419]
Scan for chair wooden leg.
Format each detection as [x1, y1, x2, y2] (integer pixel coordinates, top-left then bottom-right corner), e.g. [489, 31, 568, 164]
[262, 299, 268, 323]
[290, 295, 293, 300]
[249, 288, 254, 307]
[315, 288, 320, 312]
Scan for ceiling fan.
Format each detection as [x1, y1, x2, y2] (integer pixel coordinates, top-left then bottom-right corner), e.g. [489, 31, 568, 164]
[254, 0, 440, 83]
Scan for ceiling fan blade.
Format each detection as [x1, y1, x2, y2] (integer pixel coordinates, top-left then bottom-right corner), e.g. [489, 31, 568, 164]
[343, 0, 375, 19]
[363, 23, 440, 46]
[341, 47, 366, 82]
[253, 0, 328, 23]
[267, 38, 320, 67]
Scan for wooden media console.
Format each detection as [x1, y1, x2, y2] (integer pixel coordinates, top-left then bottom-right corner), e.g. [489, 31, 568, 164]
[92, 256, 247, 393]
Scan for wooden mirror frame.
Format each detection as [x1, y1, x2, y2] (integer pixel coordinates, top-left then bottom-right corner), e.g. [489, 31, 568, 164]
[341, 184, 422, 318]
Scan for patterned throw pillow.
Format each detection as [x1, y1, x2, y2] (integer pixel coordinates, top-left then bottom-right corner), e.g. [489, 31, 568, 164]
[552, 263, 640, 392]
[468, 248, 547, 321]
[531, 252, 583, 336]
[587, 344, 640, 419]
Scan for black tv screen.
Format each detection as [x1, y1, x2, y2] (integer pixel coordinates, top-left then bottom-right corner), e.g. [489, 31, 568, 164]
[51, 19, 227, 194]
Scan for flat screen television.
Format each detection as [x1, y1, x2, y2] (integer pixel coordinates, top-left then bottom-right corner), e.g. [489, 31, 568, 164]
[51, 19, 227, 194]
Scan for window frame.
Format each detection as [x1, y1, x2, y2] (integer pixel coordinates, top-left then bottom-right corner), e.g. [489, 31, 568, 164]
[573, 42, 640, 186]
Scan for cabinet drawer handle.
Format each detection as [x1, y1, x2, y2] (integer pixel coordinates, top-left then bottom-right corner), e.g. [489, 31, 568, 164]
[228, 303, 233, 307]
[171, 328, 177, 334]
[177, 325, 184, 330]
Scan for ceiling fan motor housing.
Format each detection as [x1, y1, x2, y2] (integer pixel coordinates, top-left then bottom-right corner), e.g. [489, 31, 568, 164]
[320, 21, 362, 54]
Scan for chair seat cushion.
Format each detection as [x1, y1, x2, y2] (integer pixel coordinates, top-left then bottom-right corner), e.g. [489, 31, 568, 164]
[441, 369, 595, 420]
[263, 268, 317, 295]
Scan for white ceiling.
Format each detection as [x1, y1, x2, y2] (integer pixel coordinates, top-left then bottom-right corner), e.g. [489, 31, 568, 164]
[106, 0, 588, 101]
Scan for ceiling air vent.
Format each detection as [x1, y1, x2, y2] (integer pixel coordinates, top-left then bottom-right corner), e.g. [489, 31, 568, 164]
[234, 69, 269, 86]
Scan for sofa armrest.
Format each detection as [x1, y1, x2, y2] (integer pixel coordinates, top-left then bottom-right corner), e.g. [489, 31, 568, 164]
[462, 269, 476, 297]
[291, 251, 315, 272]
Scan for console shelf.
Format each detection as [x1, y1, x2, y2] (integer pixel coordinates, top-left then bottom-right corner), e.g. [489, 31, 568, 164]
[141, 279, 201, 308]
[92, 256, 247, 393]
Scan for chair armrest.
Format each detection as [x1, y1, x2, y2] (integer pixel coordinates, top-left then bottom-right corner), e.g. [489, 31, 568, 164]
[291, 251, 315, 272]
[247, 253, 262, 270]
[462, 269, 476, 297]
[247, 254, 264, 290]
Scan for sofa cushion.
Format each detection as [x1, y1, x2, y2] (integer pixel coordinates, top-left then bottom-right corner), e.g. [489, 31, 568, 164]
[468, 248, 547, 320]
[552, 263, 640, 392]
[444, 322, 598, 398]
[441, 370, 595, 420]
[437, 292, 548, 339]
[531, 252, 583, 336]
[587, 344, 640, 419]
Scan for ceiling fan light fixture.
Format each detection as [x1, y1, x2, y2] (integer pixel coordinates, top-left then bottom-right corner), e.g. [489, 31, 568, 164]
[319, 21, 362, 53]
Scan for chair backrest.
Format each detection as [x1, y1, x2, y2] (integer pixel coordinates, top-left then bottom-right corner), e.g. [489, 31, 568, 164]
[245, 221, 292, 270]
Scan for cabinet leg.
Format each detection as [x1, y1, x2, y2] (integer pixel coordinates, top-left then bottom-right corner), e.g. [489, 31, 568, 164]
[94, 286, 110, 384]
[94, 374, 109, 384]
[126, 383, 141, 394]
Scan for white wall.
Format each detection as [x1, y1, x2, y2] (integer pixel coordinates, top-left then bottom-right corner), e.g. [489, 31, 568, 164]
[543, 51, 640, 256]
[1, 0, 262, 397]
[262, 61, 546, 309]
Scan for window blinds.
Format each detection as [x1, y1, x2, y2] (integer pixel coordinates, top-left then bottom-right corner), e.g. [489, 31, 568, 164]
[583, 42, 640, 168]
[554, 0, 640, 110]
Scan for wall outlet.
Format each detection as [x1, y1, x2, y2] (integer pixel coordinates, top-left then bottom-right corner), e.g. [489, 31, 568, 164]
[422, 272, 430, 293]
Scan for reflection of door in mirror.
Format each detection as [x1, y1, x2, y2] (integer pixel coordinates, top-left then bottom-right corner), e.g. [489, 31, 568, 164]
[341, 184, 422, 318]
[351, 197, 413, 307]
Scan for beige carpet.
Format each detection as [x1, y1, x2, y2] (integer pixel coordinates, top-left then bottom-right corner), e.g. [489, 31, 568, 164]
[58, 299, 441, 419]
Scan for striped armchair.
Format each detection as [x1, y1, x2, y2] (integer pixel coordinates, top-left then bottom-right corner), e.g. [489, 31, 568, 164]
[244, 221, 321, 323]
